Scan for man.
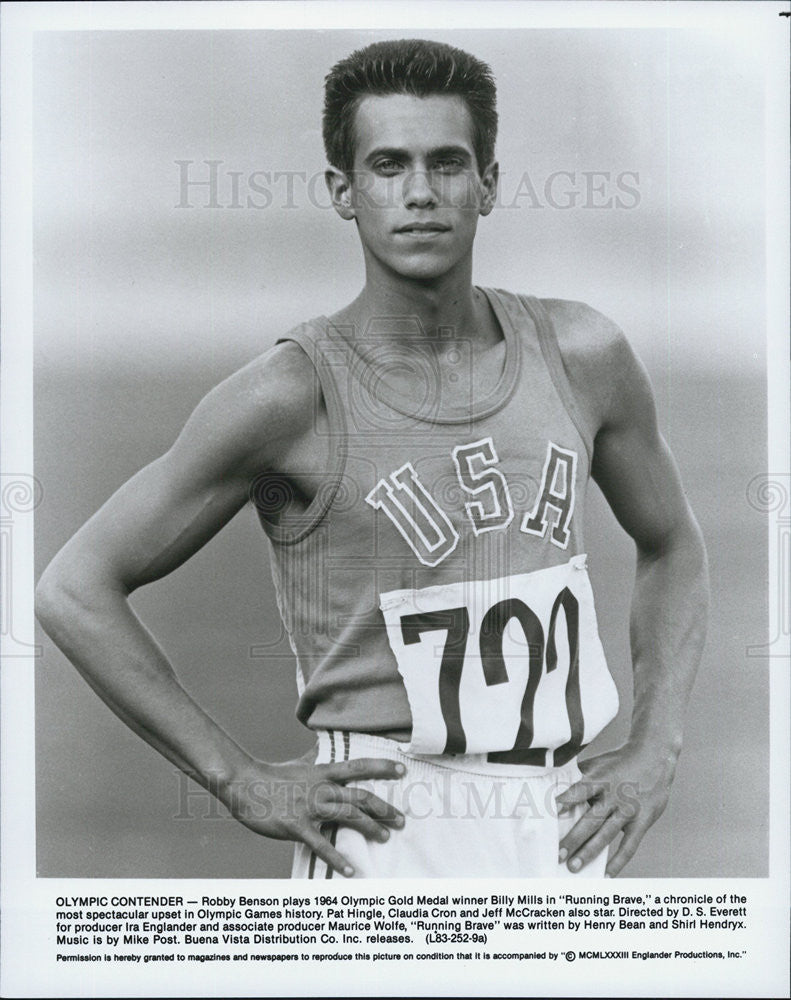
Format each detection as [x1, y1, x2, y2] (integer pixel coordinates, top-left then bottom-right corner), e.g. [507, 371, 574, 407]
[36, 39, 708, 879]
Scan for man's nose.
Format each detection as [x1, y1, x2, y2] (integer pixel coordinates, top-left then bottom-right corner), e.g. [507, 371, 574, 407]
[403, 170, 438, 207]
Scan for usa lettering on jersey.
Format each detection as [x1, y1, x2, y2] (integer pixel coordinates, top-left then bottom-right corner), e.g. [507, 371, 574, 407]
[366, 437, 577, 561]
[366, 462, 459, 567]
[521, 442, 577, 548]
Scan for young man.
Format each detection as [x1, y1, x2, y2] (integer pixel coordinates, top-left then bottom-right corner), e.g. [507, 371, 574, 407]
[36, 39, 708, 879]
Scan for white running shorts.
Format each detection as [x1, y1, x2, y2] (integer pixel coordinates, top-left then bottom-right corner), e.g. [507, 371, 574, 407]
[292, 730, 608, 879]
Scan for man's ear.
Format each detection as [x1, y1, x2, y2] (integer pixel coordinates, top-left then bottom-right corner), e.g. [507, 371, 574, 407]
[326, 166, 356, 221]
[478, 160, 499, 217]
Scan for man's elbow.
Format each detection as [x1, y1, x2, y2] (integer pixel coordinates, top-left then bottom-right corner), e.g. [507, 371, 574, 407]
[35, 550, 121, 638]
[638, 508, 708, 574]
[680, 509, 708, 573]
[35, 558, 77, 637]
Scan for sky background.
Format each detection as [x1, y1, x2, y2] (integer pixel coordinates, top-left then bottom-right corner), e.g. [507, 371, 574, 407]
[34, 27, 769, 878]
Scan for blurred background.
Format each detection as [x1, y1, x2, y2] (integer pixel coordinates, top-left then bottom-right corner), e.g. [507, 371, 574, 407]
[34, 28, 768, 877]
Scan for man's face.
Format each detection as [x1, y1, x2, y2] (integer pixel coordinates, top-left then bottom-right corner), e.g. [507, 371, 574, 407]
[329, 93, 497, 283]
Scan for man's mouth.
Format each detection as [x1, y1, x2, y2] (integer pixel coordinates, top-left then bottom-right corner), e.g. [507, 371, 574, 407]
[394, 222, 451, 236]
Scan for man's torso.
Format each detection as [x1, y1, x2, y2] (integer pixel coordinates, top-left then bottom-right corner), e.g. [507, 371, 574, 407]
[253, 289, 619, 763]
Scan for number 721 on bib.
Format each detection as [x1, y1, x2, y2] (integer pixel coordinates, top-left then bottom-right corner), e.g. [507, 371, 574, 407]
[379, 555, 620, 765]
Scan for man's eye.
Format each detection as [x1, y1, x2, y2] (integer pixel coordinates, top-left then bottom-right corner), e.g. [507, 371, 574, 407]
[374, 159, 403, 174]
[433, 157, 464, 172]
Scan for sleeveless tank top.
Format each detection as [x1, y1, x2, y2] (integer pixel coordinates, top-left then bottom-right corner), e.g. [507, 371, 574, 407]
[259, 288, 619, 767]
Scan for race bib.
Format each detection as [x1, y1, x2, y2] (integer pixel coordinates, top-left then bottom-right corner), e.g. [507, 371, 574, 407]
[379, 555, 619, 765]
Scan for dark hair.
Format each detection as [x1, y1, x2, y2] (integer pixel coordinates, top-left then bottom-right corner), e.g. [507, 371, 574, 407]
[323, 38, 498, 174]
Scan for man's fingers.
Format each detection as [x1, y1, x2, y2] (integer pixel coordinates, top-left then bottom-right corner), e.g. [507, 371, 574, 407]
[314, 801, 395, 843]
[309, 778, 405, 826]
[320, 756, 406, 784]
[558, 805, 610, 863]
[299, 824, 355, 878]
[555, 778, 602, 814]
[564, 811, 625, 873]
[312, 789, 405, 835]
[343, 786, 405, 825]
[605, 823, 645, 877]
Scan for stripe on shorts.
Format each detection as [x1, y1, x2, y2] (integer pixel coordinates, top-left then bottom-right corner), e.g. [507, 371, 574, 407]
[308, 730, 348, 879]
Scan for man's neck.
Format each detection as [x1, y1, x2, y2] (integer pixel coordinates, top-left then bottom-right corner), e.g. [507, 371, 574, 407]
[335, 262, 498, 348]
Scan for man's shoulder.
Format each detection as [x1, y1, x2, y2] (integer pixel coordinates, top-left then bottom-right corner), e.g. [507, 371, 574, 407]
[537, 297, 628, 361]
[534, 295, 638, 384]
[206, 338, 317, 423]
[531, 296, 639, 434]
[177, 337, 321, 478]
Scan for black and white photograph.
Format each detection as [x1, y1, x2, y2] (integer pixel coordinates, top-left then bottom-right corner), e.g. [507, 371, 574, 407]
[2, 1, 789, 997]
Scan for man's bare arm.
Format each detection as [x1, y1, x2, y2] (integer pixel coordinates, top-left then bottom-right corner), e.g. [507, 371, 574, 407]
[548, 302, 709, 876]
[35, 344, 405, 876]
